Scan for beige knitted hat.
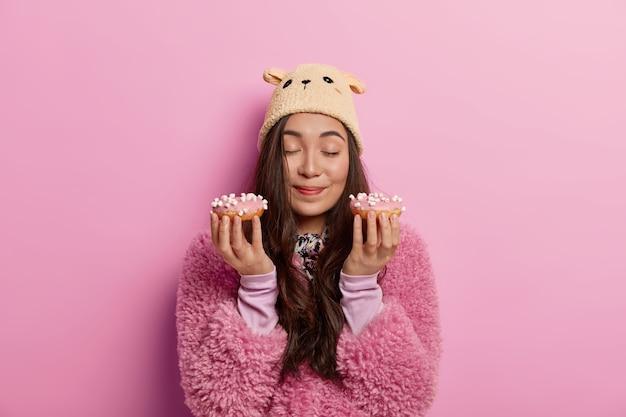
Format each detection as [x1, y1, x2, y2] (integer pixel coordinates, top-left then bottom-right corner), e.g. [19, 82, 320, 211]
[258, 63, 367, 155]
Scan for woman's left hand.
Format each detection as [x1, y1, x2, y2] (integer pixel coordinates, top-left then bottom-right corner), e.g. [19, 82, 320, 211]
[342, 211, 400, 276]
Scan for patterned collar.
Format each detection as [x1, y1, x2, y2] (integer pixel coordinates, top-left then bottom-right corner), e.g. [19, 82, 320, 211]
[293, 228, 328, 280]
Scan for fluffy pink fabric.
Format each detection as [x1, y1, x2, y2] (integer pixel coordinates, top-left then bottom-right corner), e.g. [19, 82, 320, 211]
[176, 223, 442, 416]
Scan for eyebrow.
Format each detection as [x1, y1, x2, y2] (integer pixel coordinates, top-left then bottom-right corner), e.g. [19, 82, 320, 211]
[283, 130, 346, 141]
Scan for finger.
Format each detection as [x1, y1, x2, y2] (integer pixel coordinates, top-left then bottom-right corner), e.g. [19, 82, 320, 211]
[352, 214, 364, 249]
[378, 212, 392, 249]
[365, 211, 378, 252]
[230, 215, 244, 251]
[210, 213, 220, 244]
[390, 214, 401, 247]
[218, 215, 233, 252]
[250, 216, 264, 249]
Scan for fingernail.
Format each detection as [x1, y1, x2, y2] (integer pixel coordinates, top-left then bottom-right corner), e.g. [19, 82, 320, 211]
[380, 212, 387, 221]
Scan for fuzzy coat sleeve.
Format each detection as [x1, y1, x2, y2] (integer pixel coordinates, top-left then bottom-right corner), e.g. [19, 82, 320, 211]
[175, 230, 286, 417]
[336, 222, 442, 417]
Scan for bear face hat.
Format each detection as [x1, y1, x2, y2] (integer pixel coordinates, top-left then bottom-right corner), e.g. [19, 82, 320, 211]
[258, 63, 367, 155]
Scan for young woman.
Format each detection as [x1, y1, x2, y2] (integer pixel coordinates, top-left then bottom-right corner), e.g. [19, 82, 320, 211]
[176, 63, 442, 416]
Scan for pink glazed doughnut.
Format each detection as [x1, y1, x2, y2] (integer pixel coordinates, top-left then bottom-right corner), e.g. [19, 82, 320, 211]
[349, 192, 406, 218]
[211, 193, 268, 221]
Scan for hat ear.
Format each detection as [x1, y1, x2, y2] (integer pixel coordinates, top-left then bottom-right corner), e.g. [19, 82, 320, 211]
[342, 72, 366, 94]
[263, 68, 288, 86]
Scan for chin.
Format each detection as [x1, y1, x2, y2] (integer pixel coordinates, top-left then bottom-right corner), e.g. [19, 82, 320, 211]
[292, 204, 330, 218]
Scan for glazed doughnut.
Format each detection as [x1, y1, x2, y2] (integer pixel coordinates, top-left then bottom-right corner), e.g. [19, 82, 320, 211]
[349, 192, 406, 217]
[211, 193, 268, 221]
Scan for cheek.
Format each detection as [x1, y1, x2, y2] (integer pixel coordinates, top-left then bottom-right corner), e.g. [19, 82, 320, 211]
[284, 160, 296, 183]
[328, 158, 350, 183]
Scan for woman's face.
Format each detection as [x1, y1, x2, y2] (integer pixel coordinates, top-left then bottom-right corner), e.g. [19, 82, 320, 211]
[283, 113, 350, 234]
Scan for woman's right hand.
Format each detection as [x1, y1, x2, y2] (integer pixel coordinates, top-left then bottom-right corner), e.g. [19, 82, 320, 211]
[210, 213, 275, 276]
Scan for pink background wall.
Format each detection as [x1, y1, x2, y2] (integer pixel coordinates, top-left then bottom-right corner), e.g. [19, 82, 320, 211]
[1, 1, 625, 416]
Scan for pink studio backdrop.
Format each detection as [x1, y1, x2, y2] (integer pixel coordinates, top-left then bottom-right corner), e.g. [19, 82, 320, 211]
[1, 1, 625, 416]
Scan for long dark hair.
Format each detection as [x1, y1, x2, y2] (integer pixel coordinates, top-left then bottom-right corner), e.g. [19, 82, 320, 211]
[249, 114, 370, 380]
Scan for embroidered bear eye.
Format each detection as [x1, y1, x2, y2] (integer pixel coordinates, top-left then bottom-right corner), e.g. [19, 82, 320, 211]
[323, 76, 334, 84]
[283, 79, 292, 89]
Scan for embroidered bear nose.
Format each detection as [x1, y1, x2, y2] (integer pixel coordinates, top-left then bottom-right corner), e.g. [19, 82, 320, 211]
[302, 79, 311, 86]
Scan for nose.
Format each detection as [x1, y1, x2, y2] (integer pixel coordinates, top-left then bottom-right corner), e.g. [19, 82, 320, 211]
[301, 79, 311, 88]
[297, 150, 321, 178]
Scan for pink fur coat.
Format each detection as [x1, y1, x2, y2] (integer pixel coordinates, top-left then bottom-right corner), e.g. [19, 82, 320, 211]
[176, 223, 442, 416]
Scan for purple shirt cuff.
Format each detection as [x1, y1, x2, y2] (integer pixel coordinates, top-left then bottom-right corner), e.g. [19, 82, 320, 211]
[340, 270, 384, 335]
[237, 267, 279, 335]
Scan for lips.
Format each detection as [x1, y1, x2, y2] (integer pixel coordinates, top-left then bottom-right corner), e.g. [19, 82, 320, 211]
[294, 186, 324, 196]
